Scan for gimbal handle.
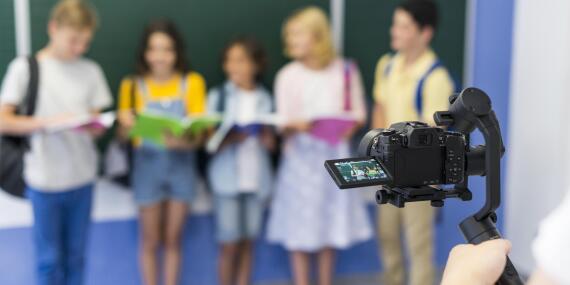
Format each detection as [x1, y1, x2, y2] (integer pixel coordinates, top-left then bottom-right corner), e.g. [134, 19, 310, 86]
[460, 215, 523, 285]
[436, 88, 523, 285]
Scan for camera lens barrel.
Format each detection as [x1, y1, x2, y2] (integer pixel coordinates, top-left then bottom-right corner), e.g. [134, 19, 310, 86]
[358, 129, 385, 156]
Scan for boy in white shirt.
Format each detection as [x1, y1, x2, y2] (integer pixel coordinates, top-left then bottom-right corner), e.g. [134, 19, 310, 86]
[0, 1, 112, 284]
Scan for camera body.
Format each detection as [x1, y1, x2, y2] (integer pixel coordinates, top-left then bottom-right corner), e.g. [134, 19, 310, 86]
[361, 121, 466, 187]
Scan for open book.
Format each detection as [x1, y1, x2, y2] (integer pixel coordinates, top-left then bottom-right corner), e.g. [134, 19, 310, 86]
[45, 111, 116, 133]
[205, 112, 360, 152]
[205, 113, 283, 153]
[309, 113, 360, 146]
[129, 112, 221, 145]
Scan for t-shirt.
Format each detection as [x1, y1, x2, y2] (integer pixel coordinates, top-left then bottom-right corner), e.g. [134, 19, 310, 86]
[373, 49, 454, 126]
[275, 58, 366, 123]
[118, 73, 206, 115]
[0, 56, 112, 191]
[235, 89, 261, 192]
[532, 191, 570, 284]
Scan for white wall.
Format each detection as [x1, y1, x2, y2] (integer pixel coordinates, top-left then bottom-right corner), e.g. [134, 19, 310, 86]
[506, 0, 570, 273]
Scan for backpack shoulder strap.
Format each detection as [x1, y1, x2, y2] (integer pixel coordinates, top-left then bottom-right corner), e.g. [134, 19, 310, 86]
[179, 73, 190, 114]
[343, 59, 353, 111]
[383, 54, 395, 78]
[129, 75, 138, 114]
[23, 56, 39, 116]
[136, 77, 152, 105]
[415, 59, 443, 117]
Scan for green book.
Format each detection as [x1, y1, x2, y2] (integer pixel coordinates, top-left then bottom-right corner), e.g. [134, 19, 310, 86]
[129, 113, 221, 145]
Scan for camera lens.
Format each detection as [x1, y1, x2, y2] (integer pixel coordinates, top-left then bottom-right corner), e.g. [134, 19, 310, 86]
[358, 129, 385, 156]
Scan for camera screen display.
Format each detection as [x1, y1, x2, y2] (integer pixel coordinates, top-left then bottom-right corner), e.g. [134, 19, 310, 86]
[325, 157, 391, 189]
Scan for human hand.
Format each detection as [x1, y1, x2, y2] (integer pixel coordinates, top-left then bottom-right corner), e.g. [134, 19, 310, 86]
[118, 111, 136, 129]
[260, 127, 276, 152]
[441, 239, 512, 285]
[163, 130, 190, 150]
[341, 122, 362, 140]
[282, 121, 312, 137]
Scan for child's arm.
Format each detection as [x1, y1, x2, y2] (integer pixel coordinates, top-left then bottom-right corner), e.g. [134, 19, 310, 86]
[260, 126, 276, 152]
[117, 110, 135, 141]
[0, 104, 75, 135]
[274, 69, 311, 135]
[84, 63, 112, 138]
[0, 58, 49, 135]
[342, 63, 367, 139]
[372, 102, 387, 129]
[372, 55, 390, 129]
[116, 78, 137, 141]
[0, 104, 44, 135]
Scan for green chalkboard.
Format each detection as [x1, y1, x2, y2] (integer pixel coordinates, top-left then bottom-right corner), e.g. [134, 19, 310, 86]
[0, 1, 15, 80]
[30, 0, 330, 101]
[345, 0, 466, 99]
[27, 0, 464, 102]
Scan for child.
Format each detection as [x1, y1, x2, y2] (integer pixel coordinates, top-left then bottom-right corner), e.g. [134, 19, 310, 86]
[266, 7, 372, 285]
[371, 1, 454, 285]
[207, 36, 275, 285]
[0, 1, 112, 284]
[116, 20, 206, 285]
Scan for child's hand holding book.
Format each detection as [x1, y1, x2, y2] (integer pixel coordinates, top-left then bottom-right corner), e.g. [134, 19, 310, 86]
[163, 129, 206, 150]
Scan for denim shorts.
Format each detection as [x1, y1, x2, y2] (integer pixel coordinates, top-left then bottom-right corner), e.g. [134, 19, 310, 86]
[214, 193, 263, 243]
[132, 146, 197, 206]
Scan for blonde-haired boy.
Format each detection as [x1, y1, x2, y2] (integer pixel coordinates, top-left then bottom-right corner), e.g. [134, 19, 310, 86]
[0, 1, 111, 284]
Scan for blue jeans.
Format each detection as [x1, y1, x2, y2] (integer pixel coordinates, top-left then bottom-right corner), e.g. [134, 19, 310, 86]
[27, 184, 93, 285]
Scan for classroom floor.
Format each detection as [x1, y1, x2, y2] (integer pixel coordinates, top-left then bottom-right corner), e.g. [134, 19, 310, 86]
[0, 208, 382, 285]
[0, 178, 458, 285]
[0, 182, 380, 285]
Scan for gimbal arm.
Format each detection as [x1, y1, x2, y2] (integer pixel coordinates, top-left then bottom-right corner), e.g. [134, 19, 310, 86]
[436, 88, 522, 285]
[436, 87, 504, 221]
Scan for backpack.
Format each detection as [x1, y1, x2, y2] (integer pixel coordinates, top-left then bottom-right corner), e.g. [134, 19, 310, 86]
[0, 56, 40, 198]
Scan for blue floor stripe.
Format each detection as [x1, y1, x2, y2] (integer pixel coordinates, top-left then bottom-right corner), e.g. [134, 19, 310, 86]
[0, 206, 381, 285]
[0, 203, 472, 284]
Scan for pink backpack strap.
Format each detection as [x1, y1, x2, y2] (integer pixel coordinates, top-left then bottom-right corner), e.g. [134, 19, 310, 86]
[343, 60, 353, 111]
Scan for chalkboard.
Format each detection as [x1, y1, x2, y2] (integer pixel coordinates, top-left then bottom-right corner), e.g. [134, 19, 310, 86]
[7, 1, 465, 102]
[345, 0, 466, 98]
[0, 1, 15, 80]
[29, 0, 330, 100]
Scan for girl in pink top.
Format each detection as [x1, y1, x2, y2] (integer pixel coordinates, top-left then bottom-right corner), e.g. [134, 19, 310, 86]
[266, 6, 372, 285]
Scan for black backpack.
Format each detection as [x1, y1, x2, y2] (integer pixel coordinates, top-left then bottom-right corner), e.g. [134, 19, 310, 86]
[0, 56, 40, 198]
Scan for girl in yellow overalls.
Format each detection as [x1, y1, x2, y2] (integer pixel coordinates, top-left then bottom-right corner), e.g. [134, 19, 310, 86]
[117, 20, 206, 285]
